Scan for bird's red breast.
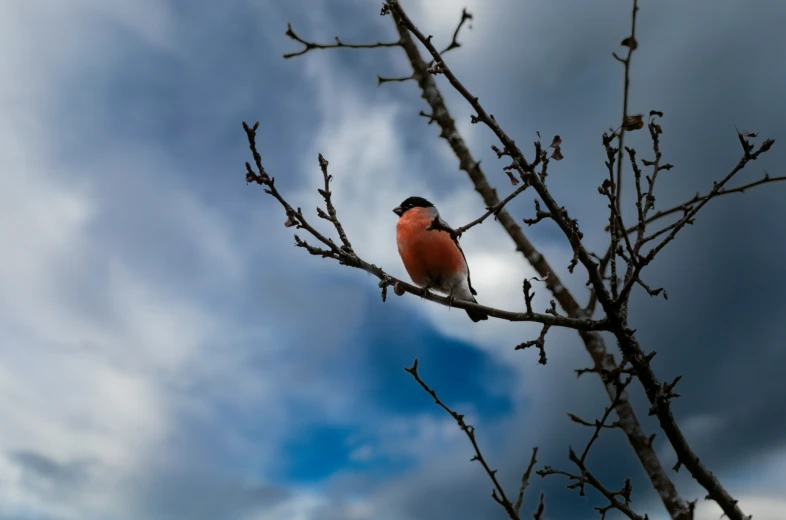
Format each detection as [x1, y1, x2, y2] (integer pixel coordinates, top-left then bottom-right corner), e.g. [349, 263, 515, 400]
[396, 207, 467, 288]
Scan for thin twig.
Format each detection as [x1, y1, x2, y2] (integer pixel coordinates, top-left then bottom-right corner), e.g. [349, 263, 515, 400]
[441, 8, 473, 54]
[514, 448, 540, 515]
[455, 183, 529, 236]
[611, 172, 786, 234]
[405, 359, 525, 520]
[612, 0, 640, 215]
[283, 23, 400, 59]
[539, 452, 646, 520]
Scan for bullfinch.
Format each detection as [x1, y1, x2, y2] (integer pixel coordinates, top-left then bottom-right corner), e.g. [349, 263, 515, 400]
[393, 196, 489, 322]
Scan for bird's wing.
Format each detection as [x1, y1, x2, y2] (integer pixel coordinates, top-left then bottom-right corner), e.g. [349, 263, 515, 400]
[437, 215, 478, 297]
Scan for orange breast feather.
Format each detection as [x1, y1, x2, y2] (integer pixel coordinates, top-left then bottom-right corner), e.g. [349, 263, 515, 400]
[397, 209, 466, 288]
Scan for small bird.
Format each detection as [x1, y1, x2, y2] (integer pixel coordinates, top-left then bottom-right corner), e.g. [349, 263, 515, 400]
[393, 196, 489, 322]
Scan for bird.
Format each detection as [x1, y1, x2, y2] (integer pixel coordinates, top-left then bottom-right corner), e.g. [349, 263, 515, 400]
[393, 196, 489, 322]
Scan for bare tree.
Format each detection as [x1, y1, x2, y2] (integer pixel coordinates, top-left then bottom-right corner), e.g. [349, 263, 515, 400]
[242, 1, 784, 519]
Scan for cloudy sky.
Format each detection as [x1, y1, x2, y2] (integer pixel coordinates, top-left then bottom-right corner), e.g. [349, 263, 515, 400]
[1, 0, 784, 519]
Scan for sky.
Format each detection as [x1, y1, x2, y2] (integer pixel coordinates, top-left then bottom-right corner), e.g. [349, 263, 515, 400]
[0, 0, 784, 519]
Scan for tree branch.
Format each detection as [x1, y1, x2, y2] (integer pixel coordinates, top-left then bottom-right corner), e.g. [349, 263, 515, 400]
[243, 121, 604, 331]
[440, 7, 473, 54]
[283, 22, 401, 59]
[514, 448, 540, 516]
[610, 172, 786, 234]
[539, 452, 647, 520]
[384, 3, 689, 518]
[455, 183, 529, 236]
[405, 358, 529, 520]
[612, 0, 640, 214]
[387, 2, 768, 518]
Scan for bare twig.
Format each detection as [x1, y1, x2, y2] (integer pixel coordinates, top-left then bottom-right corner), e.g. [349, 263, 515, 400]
[377, 74, 415, 86]
[283, 23, 400, 59]
[612, 0, 640, 213]
[617, 133, 775, 304]
[539, 452, 647, 520]
[611, 172, 786, 234]
[405, 359, 527, 520]
[532, 493, 546, 520]
[455, 183, 529, 236]
[441, 8, 473, 54]
[316, 154, 353, 252]
[515, 323, 551, 365]
[579, 376, 633, 465]
[514, 448, 540, 515]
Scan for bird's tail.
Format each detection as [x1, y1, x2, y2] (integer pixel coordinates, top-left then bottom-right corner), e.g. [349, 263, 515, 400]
[466, 296, 489, 322]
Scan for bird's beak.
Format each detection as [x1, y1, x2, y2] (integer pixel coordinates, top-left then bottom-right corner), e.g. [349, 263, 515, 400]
[392, 207, 404, 216]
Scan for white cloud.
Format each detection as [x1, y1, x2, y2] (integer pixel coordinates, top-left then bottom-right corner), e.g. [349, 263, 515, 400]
[0, 2, 273, 518]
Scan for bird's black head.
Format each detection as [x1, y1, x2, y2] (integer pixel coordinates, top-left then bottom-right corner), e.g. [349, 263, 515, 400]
[393, 196, 434, 217]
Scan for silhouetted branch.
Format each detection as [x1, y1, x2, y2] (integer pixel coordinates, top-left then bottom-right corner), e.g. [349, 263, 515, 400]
[609, 171, 786, 234]
[441, 8, 473, 54]
[316, 154, 353, 252]
[405, 358, 532, 520]
[377, 74, 415, 86]
[617, 131, 775, 304]
[386, 2, 769, 518]
[612, 0, 640, 213]
[539, 454, 647, 520]
[515, 323, 551, 365]
[455, 183, 529, 236]
[382, 3, 688, 518]
[515, 448, 540, 516]
[283, 22, 400, 59]
[243, 121, 605, 331]
[249, 3, 784, 520]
